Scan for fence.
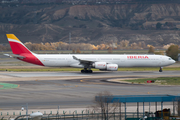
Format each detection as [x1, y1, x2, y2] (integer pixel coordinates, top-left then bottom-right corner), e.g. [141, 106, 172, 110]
[0, 102, 177, 120]
[6, 112, 163, 120]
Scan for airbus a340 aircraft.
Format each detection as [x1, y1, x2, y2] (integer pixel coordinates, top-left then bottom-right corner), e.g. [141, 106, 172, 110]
[4, 34, 175, 73]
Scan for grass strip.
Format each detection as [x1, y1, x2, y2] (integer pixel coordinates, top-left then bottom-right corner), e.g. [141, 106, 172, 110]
[0, 67, 179, 72]
[123, 77, 180, 85]
[0, 83, 19, 90]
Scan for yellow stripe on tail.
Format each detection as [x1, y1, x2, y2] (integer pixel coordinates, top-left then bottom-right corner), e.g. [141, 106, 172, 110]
[6, 34, 21, 42]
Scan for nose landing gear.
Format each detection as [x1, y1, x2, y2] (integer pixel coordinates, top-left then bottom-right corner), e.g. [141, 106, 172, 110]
[159, 67, 163, 72]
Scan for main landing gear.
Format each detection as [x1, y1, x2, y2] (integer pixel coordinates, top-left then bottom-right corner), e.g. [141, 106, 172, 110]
[159, 67, 163, 72]
[81, 68, 93, 73]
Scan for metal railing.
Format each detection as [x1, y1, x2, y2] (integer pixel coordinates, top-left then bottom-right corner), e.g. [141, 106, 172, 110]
[1, 111, 177, 120]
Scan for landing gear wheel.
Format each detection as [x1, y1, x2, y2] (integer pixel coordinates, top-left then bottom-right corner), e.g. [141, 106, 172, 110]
[87, 70, 92, 73]
[89, 70, 93, 73]
[159, 67, 163, 72]
[81, 69, 93, 73]
[81, 70, 85, 73]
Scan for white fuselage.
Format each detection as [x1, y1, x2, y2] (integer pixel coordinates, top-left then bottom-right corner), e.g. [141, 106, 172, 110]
[34, 54, 175, 68]
[6, 34, 175, 71]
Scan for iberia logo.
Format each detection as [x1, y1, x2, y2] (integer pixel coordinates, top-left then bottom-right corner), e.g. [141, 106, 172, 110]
[98, 64, 106, 66]
[127, 56, 149, 59]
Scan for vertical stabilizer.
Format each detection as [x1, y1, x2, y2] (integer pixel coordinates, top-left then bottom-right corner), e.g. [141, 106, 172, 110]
[6, 34, 32, 55]
[6, 34, 44, 66]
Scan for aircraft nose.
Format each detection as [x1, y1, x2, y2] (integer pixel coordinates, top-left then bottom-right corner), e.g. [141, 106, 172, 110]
[172, 59, 176, 64]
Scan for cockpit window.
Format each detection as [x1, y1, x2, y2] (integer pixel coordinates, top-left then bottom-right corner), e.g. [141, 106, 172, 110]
[169, 58, 172, 60]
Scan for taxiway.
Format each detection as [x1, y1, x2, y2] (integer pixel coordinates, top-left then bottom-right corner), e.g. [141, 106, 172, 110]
[0, 71, 180, 110]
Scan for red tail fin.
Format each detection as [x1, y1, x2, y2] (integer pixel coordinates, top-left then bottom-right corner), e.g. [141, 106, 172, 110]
[6, 34, 32, 55]
[6, 34, 44, 66]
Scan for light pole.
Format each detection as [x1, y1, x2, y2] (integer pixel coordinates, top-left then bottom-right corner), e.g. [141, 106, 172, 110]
[21, 103, 28, 120]
[58, 106, 60, 114]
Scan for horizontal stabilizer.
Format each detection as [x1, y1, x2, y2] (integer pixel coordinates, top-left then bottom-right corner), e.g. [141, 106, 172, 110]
[4, 54, 25, 59]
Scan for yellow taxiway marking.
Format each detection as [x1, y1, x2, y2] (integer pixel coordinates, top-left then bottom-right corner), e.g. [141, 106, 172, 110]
[80, 79, 113, 85]
[147, 91, 154, 94]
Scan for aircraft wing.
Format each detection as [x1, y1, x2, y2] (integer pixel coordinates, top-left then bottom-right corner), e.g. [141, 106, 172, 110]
[4, 54, 25, 59]
[72, 56, 95, 65]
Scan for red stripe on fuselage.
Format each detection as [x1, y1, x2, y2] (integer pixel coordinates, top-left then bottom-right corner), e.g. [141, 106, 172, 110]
[9, 41, 44, 66]
[18, 53, 44, 66]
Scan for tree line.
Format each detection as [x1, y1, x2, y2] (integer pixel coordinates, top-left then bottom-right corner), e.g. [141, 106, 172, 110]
[22, 40, 148, 51]
[0, 41, 179, 61]
[148, 44, 180, 61]
[1, 40, 147, 51]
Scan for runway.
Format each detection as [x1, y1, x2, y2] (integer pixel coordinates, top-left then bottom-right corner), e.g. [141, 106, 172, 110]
[0, 71, 180, 110]
[0, 70, 180, 78]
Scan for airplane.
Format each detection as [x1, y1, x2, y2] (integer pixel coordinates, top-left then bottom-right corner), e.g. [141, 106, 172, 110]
[4, 34, 175, 73]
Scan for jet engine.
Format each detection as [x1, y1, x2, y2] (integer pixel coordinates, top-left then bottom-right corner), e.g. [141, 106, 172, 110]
[92, 62, 107, 69]
[106, 64, 118, 71]
[92, 62, 118, 71]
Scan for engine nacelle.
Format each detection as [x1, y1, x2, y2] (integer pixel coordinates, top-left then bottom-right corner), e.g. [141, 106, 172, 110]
[92, 62, 107, 69]
[107, 64, 118, 71]
[92, 62, 118, 71]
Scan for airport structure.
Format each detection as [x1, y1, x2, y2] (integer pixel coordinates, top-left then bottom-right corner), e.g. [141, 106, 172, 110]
[95, 94, 180, 120]
[1, 95, 180, 120]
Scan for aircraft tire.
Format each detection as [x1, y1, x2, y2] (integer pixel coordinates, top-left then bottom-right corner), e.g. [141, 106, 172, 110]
[81, 70, 85, 73]
[81, 70, 93, 73]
